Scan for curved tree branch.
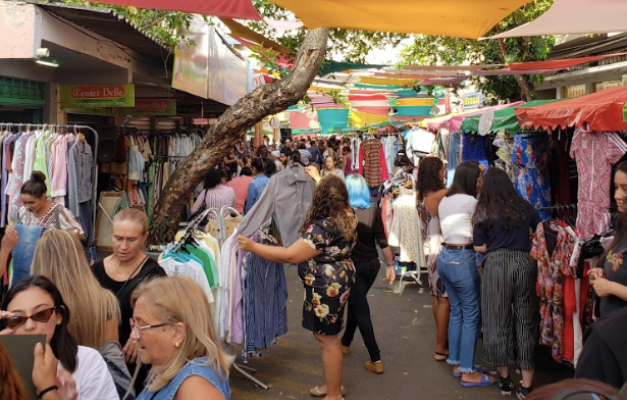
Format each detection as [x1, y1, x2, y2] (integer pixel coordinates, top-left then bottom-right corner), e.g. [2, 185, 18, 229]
[150, 28, 330, 243]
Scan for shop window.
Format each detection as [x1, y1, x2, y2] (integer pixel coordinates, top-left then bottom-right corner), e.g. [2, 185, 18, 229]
[594, 78, 625, 92]
[561, 84, 586, 99]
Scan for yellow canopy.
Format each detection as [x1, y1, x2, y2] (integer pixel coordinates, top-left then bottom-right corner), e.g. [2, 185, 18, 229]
[396, 98, 436, 106]
[351, 110, 389, 127]
[359, 76, 419, 86]
[268, 0, 533, 39]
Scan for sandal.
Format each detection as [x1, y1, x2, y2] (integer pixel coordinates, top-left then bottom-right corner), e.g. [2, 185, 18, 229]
[309, 385, 346, 398]
[434, 351, 449, 362]
[460, 373, 496, 388]
[453, 365, 486, 378]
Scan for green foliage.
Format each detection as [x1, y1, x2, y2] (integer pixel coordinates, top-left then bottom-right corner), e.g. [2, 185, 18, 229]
[248, 0, 407, 63]
[398, 0, 556, 103]
[38, 0, 195, 47]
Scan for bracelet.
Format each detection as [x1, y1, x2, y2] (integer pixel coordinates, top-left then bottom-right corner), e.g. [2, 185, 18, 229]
[38, 386, 58, 399]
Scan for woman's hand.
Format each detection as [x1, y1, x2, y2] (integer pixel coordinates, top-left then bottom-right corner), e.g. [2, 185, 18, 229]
[590, 276, 615, 297]
[123, 336, 139, 364]
[32, 343, 58, 393]
[237, 235, 256, 252]
[56, 370, 78, 400]
[304, 166, 322, 183]
[1, 223, 19, 253]
[588, 268, 605, 281]
[386, 266, 396, 285]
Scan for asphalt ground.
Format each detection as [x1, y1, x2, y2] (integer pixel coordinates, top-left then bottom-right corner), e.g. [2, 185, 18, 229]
[230, 265, 573, 400]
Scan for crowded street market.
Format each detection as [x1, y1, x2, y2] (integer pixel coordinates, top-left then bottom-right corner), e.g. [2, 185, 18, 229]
[1, 0, 627, 399]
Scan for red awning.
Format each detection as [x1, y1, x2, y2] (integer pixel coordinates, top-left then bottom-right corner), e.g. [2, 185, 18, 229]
[516, 86, 627, 132]
[97, 0, 260, 20]
[509, 53, 627, 70]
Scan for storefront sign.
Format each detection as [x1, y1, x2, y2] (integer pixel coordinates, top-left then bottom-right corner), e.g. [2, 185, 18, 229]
[60, 84, 135, 108]
[63, 107, 118, 116]
[463, 92, 482, 110]
[119, 99, 176, 116]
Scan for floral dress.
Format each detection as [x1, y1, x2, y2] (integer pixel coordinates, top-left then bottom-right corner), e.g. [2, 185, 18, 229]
[299, 216, 357, 335]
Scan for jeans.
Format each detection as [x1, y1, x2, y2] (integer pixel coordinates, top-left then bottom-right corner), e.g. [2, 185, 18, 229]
[12, 224, 44, 287]
[342, 259, 381, 362]
[436, 247, 481, 372]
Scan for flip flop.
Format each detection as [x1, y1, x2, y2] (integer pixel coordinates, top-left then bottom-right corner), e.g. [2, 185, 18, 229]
[309, 385, 346, 397]
[453, 365, 486, 378]
[434, 351, 449, 362]
[460, 373, 496, 388]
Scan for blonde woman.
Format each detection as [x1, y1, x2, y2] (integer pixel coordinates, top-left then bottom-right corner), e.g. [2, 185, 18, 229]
[130, 276, 233, 400]
[31, 230, 135, 399]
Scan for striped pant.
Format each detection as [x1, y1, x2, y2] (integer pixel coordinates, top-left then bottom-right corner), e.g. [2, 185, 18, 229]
[481, 249, 539, 370]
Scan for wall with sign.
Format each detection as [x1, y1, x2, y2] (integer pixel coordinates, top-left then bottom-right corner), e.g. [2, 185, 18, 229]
[463, 92, 483, 110]
[60, 84, 135, 108]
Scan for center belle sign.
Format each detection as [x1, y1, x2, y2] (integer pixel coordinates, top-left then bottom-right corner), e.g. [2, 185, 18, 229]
[60, 84, 135, 108]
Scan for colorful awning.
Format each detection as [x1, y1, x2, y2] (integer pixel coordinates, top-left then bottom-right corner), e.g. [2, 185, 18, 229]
[486, 0, 627, 39]
[516, 87, 627, 132]
[461, 100, 563, 134]
[359, 76, 419, 87]
[268, 0, 533, 39]
[97, 0, 260, 19]
[318, 61, 387, 76]
[221, 19, 294, 54]
[509, 53, 627, 70]
[425, 102, 525, 133]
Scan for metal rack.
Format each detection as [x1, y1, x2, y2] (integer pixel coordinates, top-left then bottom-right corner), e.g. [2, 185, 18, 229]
[0, 123, 99, 254]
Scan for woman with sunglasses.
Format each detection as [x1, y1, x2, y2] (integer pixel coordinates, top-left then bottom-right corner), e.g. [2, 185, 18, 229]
[130, 276, 233, 400]
[1, 276, 118, 400]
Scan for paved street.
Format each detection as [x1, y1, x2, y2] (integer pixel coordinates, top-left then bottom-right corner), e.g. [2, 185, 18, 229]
[231, 266, 573, 400]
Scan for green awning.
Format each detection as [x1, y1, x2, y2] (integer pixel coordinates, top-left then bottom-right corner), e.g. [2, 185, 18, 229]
[461, 99, 564, 134]
[317, 61, 387, 77]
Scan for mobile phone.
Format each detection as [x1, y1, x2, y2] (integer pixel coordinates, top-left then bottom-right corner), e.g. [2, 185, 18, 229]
[0, 334, 47, 400]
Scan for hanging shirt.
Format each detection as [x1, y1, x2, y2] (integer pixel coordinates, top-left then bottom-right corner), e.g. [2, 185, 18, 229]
[159, 254, 215, 303]
[512, 134, 552, 220]
[570, 126, 627, 237]
[239, 163, 316, 247]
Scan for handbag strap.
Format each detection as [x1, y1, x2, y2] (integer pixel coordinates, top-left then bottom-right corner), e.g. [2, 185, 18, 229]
[115, 256, 149, 297]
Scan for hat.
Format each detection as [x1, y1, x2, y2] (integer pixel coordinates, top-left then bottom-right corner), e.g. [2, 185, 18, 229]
[271, 150, 280, 158]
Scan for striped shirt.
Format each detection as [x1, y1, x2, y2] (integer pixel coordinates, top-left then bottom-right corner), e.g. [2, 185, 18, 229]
[191, 185, 236, 216]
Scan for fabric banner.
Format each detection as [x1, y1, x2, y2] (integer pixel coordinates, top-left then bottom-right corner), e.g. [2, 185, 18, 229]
[207, 27, 250, 106]
[268, 0, 533, 39]
[94, 0, 260, 19]
[172, 16, 210, 98]
[317, 108, 349, 134]
[60, 84, 134, 108]
[461, 100, 562, 134]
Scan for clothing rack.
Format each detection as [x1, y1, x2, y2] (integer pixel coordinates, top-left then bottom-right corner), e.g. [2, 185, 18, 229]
[398, 172, 427, 295]
[169, 208, 216, 253]
[0, 123, 99, 254]
[210, 206, 270, 391]
[538, 203, 578, 212]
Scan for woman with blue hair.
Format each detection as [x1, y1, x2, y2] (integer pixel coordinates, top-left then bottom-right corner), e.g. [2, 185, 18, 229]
[340, 174, 395, 375]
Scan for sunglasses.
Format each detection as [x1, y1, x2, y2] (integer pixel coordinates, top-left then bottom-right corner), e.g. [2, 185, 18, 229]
[2, 306, 57, 329]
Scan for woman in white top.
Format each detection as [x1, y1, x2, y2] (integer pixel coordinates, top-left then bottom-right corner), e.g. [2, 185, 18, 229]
[437, 161, 494, 388]
[1, 276, 119, 400]
[321, 155, 345, 181]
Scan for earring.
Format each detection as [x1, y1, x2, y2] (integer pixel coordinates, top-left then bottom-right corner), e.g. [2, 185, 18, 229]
[175, 342, 180, 348]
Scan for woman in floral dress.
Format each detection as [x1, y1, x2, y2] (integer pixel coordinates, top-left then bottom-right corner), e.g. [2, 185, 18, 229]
[238, 174, 356, 400]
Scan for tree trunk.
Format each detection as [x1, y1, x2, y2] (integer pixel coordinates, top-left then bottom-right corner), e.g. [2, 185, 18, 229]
[497, 37, 532, 102]
[149, 28, 330, 243]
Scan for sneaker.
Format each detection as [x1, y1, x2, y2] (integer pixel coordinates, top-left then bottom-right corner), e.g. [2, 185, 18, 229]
[499, 376, 513, 396]
[516, 385, 532, 399]
[365, 360, 384, 374]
